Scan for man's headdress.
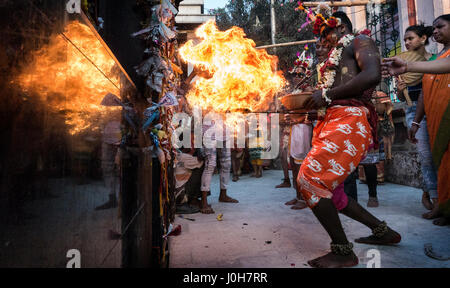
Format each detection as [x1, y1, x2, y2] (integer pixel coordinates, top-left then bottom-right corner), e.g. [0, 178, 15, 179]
[296, 1, 341, 35]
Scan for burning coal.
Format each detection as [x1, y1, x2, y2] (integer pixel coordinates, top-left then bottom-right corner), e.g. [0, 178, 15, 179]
[16, 21, 121, 135]
[179, 20, 285, 113]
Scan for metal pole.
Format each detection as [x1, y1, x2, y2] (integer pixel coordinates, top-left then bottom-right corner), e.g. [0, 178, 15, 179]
[270, 0, 276, 46]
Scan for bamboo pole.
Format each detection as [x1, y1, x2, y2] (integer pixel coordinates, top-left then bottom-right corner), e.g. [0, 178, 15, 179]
[302, 0, 386, 7]
[256, 39, 317, 49]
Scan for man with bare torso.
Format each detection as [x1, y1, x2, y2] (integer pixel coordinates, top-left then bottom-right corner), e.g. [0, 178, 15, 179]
[298, 11, 401, 268]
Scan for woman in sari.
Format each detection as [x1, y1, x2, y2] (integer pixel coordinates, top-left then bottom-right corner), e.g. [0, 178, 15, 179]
[409, 14, 450, 226]
[397, 24, 439, 217]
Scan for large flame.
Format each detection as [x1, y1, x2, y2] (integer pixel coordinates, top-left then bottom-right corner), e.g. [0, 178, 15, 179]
[17, 21, 120, 135]
[179, 20, 285, 113]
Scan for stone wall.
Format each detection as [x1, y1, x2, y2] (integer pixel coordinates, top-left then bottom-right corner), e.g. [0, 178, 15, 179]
[385, 151, 423, 188]
[384, 103, 423, 189]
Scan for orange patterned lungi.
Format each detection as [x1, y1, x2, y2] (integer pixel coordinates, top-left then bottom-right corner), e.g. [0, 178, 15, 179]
[297, 106, 373, 210]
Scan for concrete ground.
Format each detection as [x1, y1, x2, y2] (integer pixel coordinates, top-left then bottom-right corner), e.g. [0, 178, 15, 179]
[169, 169, 450, 268]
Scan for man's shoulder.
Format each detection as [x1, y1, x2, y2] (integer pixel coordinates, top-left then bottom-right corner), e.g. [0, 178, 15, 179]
[349, 34, 378, 56]
[355, 33, 371, 40]
[352, 34, 376, 46]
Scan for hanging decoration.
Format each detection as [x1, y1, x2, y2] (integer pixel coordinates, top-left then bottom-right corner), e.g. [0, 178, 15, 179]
[295, 1, 341, 34]
[289, 45, 314, 91]
[131, 0, 182, 259]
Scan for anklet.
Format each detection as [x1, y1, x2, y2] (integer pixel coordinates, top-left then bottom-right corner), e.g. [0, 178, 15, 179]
[330, 242, 354, 256]
[372, 221, 388, 238]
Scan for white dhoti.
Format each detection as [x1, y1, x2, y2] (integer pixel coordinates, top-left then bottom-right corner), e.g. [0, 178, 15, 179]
[290, 123, 312, 164]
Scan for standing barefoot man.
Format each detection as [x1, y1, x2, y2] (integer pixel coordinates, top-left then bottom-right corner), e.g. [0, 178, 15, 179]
[298, 11, 401, 268]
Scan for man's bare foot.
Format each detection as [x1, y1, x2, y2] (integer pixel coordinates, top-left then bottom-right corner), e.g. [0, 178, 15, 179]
[308, 251, 358, 268]
[285, 198, 298, 205]
[421, 192, 433, 210]
[276, 179, 291, 188]
[291, 200, 307, 210]
[355, 227, 401, 245]
[200, 191, 214, 214]
[422, 206, 440, 219]
[219, 195, 239, 203]
[232, 175, 239, 182]
[200, 204, 215, 214]
[433, 217, 449, 226]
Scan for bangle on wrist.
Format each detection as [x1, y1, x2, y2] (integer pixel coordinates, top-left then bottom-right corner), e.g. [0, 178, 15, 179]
[322, 89, 332, 105]
[412, 121, 420, 128]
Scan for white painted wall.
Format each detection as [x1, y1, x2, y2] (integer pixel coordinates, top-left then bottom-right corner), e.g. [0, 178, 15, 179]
[397, 0, 449, 54]
[179, 0, 204, 5]
[178, 5, 202, 15]
[175, 14, 215, 24]
[344, 4, 367, 32]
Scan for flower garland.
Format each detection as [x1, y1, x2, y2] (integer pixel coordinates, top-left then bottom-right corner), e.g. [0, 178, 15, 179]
[316, 33, 355, 104]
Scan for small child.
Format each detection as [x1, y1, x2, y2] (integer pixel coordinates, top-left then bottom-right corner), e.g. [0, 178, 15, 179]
[249, 126, 265, 178]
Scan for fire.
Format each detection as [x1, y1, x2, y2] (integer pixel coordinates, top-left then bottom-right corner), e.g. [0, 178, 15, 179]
[179, 20, 285, 113]
[17, 21, 120, 135]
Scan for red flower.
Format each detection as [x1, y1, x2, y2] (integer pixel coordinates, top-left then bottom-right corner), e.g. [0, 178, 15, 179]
[327, 17, 338, 28]
[359, 29, 372, 37]
[313, 23, 322, 34]
[312, 16, 325, 35]
[320, 64, 327, 75]
[315, 17, 324, 25]
[326, 49, 333, 58]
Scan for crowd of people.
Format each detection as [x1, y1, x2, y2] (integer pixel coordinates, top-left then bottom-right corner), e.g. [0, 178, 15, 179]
[382, 14, 450, 227]
[168, 8, 449, 268]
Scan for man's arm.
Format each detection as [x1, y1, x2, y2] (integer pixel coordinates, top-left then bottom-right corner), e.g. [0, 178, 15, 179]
[383, 56, 450, 75]
[327, 36, 381, 101]
[408, 90, 425, 144]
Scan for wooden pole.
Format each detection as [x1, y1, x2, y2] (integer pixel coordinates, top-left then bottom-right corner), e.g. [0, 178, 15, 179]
[256, 39, 317, 49]
[302, 0, 386, 7]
